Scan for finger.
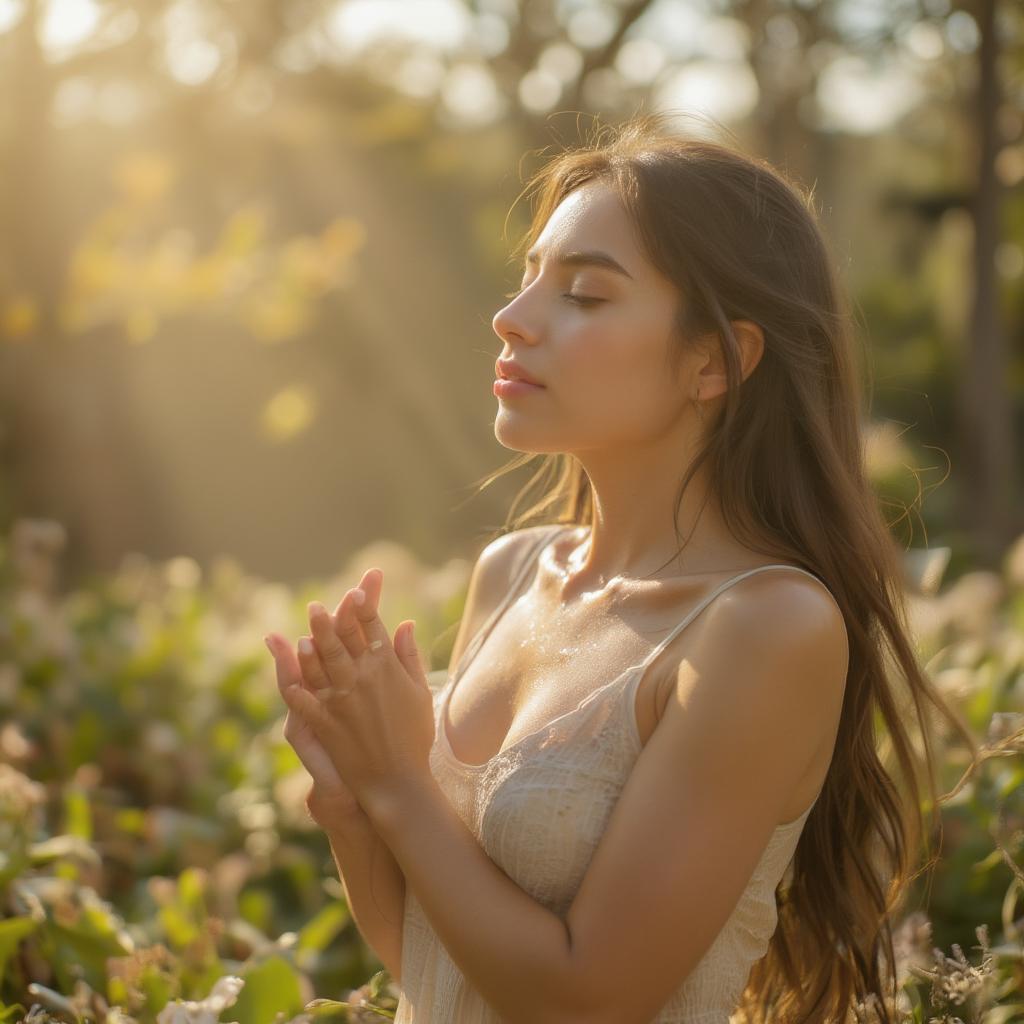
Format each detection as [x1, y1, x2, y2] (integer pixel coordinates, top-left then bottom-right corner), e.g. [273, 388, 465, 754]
[331, 587, 369, 658]
[393, 619, 427, 686]
[284, 707, 341, 784]
[269, 634, 335, 723]
[350, 568, 391, 653]
[297, 632, 334, 693]
[333, 566, 380, 652]
[279, 673, 335, 738]
[353, 566, 385, 644]
[308, 601, 359, 689]
[266, 633, 308, 697]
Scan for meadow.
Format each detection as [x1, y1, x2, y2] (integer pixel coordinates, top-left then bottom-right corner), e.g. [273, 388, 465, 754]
[1, 519, 1023, 1023]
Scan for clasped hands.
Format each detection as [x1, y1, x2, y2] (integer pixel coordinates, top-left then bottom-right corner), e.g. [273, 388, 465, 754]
[264, 567, 437, 829]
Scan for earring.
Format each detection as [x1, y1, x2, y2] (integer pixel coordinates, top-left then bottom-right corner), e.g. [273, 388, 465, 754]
[692, 391, 705, 424]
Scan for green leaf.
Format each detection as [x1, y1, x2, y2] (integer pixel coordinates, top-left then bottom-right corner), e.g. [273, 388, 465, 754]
[178, 866, 208, 918]
[138, 964, 175, 1018]
[303, 999, 350, 1019]
[63, 785, 93, 841]
[114, 806, 147, 835]
[69, 710, 103, 769]
[160, 902, 200, 949]
[0, 917, 38, 984]
[49, 917, 130, 990]
[366, 970, 390, 999]
[212, 717, 244, 755]
[999, 762, 1024, 798]
[107, 975, 130, 1008]
[0, 847, 29, 887]
[238, 888, 274, 934]
[230, 955, 303, 1024]
[292, 905, 348, 966]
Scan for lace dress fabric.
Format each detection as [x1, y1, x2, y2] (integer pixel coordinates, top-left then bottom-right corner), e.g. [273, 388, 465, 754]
[394, 526, 832, 1023]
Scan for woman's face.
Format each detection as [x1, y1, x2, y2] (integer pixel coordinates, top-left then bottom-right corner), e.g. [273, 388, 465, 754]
[491, 179, 694, 457]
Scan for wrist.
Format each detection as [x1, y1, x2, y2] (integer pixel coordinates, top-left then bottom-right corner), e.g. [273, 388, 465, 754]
[316, 806, 376, 844]
[307, 792, 371, 834]
[364, 774, 441, 841]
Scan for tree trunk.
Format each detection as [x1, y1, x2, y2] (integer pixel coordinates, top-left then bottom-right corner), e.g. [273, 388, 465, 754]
[956, 0, 1018, 563]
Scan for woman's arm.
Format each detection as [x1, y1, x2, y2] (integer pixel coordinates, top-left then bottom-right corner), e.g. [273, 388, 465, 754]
[315, 529, 541, 986]
[267, 619, 408, 984]
[285, 527, 558, 1001]
[319, 528, 543, 984]
[368, 776, 574, 1023]
[318, 806, 406, 984]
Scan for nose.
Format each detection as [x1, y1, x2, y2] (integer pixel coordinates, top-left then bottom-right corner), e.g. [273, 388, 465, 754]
[492, 291, 535, 347]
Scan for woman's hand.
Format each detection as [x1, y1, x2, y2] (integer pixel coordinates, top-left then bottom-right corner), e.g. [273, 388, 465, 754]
[266, 626, 366, 830]
[271, 567, 437, 823]
[266, 567, 385, 828]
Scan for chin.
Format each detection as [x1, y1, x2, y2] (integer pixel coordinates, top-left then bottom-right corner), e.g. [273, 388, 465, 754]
[493, 417, 562, 455]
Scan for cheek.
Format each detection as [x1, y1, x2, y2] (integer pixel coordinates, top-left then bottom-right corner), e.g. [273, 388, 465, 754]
[560, 335, 673, 431]
[569, 316, 668, 394]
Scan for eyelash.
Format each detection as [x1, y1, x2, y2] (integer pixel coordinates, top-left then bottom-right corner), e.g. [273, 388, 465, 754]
[503, 288, 603, 307]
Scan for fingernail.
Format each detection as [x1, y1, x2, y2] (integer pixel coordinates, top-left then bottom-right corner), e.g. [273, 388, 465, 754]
[352, 589, 366, 606]
[264, 636, 274, 655]
[298, 637, 314, 656]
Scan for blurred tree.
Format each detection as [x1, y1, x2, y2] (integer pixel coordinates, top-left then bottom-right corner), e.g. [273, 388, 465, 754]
[0, 0, 1020, 580]
[957, 0, 1017, 560]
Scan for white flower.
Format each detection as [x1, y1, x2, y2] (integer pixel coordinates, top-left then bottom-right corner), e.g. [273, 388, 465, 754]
[0, 763, 47, 818]
[156, 976, 244, 1024]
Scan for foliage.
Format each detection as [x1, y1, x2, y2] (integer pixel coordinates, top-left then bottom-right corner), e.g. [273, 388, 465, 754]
[0, 518, 469, 1021]
[1, 519, 1024, 1021]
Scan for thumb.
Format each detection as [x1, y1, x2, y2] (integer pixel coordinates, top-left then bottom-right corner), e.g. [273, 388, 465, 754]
[395, 620, 428, 687]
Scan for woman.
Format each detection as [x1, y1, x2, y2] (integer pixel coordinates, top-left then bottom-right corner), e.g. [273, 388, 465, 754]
[264, 113, 975, 1023]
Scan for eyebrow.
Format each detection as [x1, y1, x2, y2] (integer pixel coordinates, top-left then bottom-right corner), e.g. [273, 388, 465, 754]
[524, 247, 634, 281]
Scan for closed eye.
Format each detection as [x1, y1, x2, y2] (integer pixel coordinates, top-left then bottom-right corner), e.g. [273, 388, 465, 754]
[502, 288, 604, 307]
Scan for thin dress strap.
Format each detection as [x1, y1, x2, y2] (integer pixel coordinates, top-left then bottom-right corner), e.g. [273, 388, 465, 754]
[635, 562, 835, 674]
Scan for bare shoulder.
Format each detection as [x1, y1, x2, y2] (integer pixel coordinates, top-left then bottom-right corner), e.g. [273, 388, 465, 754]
[446, 525, 564, 674]
[476, 525, 563, 600]
[674, 567, 850, 755]
[717, 568, 848, 665]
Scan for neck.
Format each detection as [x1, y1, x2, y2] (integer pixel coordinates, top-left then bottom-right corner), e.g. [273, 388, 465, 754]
[552, 458, 758, 604]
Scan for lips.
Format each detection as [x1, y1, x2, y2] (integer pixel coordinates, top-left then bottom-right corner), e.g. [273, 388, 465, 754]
[495, 359, 544, 387]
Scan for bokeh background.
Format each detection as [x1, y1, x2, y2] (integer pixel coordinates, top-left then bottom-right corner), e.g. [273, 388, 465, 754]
[2, 1, 1024, 1021]
[1, 0, 1022, 585]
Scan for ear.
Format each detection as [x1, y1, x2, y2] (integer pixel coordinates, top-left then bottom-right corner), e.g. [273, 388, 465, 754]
[694, 319, 765, 401]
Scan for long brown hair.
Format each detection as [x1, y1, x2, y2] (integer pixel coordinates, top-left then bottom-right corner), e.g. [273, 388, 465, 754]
[469, 112, 979, 1022]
